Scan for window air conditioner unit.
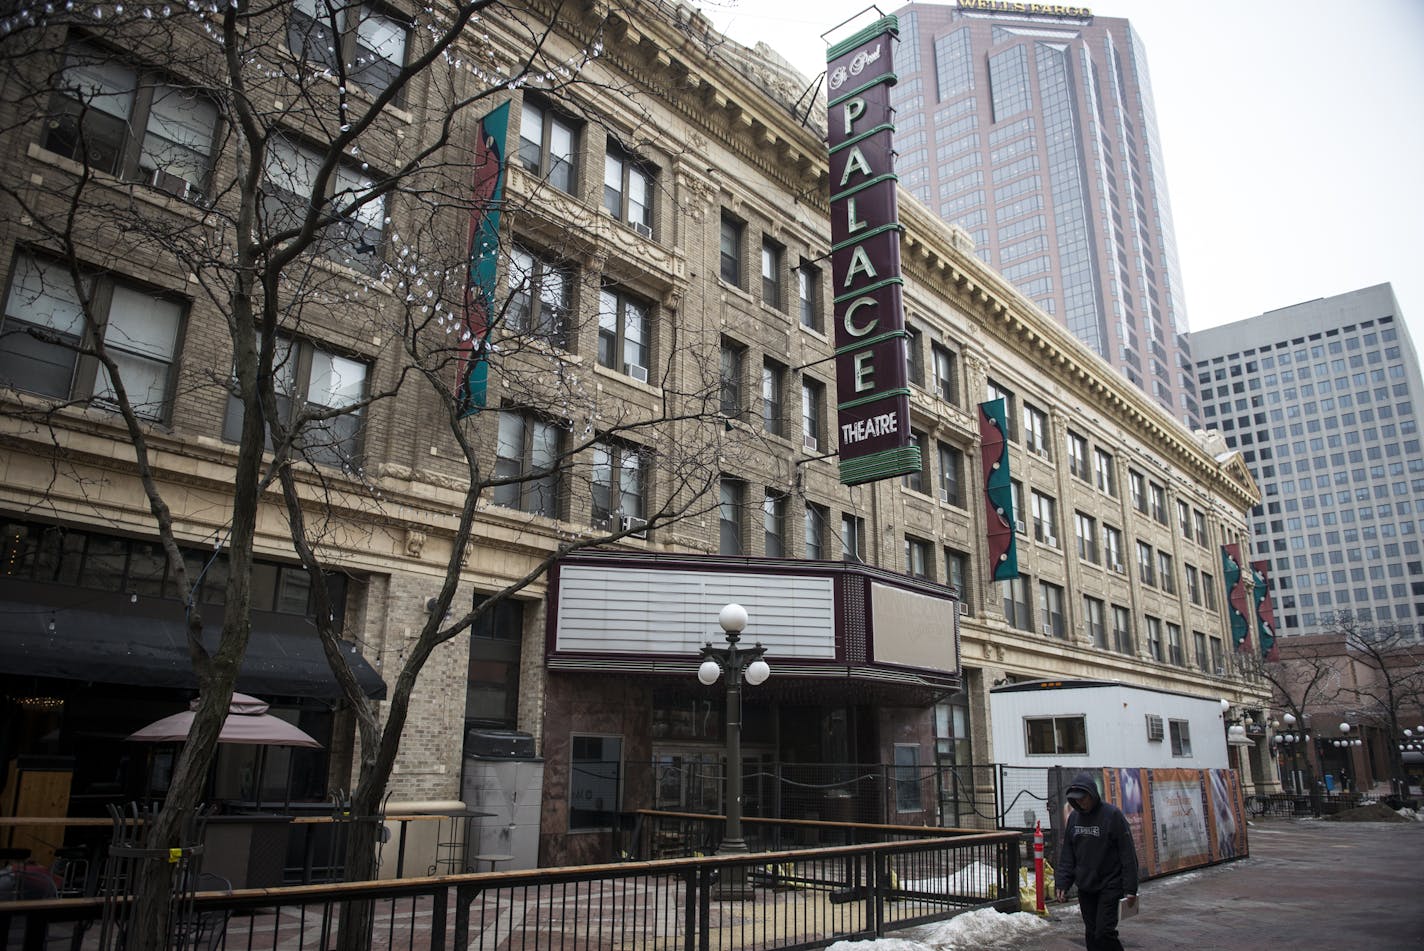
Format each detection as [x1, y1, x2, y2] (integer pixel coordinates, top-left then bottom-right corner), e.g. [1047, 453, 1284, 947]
[626, 363, 649, 383]
[620, 515, 648, 539]
[149, 167, 200, 203]
[1014, 519, 1026, 534]
[1045, 536, 1058, 548]
[938, 488, 950, 503]
[1113, 563, 1126, 574]
[804, 434, 819, 452]
[958, 602, 970, 616]
[1145, 714, 1165, 742]
[632, 221, 653, 239]
[1042, 623, 1055, 636]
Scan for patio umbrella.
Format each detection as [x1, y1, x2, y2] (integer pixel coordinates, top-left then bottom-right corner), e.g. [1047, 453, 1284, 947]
[127, 693, 322, 748]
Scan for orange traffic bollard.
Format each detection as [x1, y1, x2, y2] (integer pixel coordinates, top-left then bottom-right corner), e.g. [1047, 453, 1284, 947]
[1034, 820, 1045, 913]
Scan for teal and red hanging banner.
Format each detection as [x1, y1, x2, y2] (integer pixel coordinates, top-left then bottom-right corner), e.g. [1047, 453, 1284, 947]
[826, 16, 917, 486]
[1221, 543, 1252, 653]
[458, 101, 511, 417]
[1251, 560, 1278, 662]
[979, 398, 1018, 580]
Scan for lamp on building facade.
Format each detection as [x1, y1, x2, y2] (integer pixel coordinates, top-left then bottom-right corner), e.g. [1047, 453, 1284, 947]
[697, 602, 770, 898]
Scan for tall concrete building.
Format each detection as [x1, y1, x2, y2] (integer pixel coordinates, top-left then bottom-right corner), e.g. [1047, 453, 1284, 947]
[889, 1, 1198, 426]
[1189, 285, 1424, 639]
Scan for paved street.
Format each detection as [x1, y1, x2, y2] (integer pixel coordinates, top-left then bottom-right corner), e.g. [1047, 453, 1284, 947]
[1014, 818, 1424, 951]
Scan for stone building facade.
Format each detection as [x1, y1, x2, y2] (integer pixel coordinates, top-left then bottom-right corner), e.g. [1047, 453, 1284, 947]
[0, 0, 1269, 870]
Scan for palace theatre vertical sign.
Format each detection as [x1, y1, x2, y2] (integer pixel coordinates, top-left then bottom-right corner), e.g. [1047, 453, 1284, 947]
[826, 17, 920, 486]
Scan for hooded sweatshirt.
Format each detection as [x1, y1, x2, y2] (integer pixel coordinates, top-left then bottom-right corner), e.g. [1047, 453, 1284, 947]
[1057, 771, 1139, 895]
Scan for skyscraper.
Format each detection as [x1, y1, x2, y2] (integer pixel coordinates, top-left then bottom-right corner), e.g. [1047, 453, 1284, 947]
[890, 2, 1198, 426]
[1189, 285, 1424, 639]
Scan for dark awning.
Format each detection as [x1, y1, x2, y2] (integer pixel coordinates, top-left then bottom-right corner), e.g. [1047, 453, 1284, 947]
[0, 600, 385, 700]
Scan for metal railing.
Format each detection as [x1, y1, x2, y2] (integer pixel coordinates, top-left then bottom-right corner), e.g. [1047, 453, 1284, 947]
[1, 822, 1020, 951]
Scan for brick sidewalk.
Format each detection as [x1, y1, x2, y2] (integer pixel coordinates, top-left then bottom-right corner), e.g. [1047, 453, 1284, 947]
[1011, 818, 1424, 951]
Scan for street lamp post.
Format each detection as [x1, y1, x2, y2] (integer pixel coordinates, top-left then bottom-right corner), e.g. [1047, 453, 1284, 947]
[697, 603, 770, 898]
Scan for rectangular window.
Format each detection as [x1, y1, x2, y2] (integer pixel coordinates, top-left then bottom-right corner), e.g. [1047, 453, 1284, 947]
[597, 286, 650, 380]
[761, 359, 785, 436]
[1104, 524, 1124, 570]
[802, 378, 824, 451]
[1130, 470, 1148, 513]
[506, 245, 569, 346]
[1158, 551, 1176, 594]
[569, 734, 622, 830]
[986, 379, 1017, 440]
[1169, 720, 1193, 757]
[1194, 509, 1209, 547]
[894, 744, 922, 812]
[590, 440, 646, 533]
[1167, 622, 1184, 666]
[903, 430, 928, 492]
[719, 478, 745, 555]
[518, 96, 577, 192]
[1209, 635, 1225, 673]
[1177, 499, 1192, 539]
[945, 548, 969, 611]
[3, 253, 182, 420]
[1038, 580, 1065, 637]
[1194, 630, 1209, 673]
[44, 40, 219, 201]
[1083, 596, 1106, 648]
[491, 411, 561, 517]
[719, 339, 744, 417]
[1150, 482, 1168, 524]
[1022, 402, 1049, 456]
[840, 513, 864, 562]
[804, 502, 827, 559]
[466, 597, 524, 729]
[1145, 615, 1164, 662]
[797, 262, 821, 330]
[932, 343, 957, 403]
[1024, 716, 1087, 755]
[1074, 511, 1098, 563]
[222, 334, 368, 467]
[1203, 571, 1218, 610]
[905, 535, 932, 579]
[719, 214, 743, 286]
[1031, 490, 1057, 547]
[938, 442, 963, 506]
[603, 143, 653, 233]
[1094, 448, 1117, 496]
[761, 239, 784, 310]
[1067, 431, 1089, 481]
[1001, 575, 1031, 631]
[1112, 604, 1134, 655]
[906, 324, 925, 387]
[763, 490, 787, 557]
[1186, 564, 1201, 604]
[264, 136, 386, 272]
[289, 0, 410, 98]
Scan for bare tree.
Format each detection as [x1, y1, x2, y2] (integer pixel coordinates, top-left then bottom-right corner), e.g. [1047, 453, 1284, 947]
[1338, 616, 1424, 795]
[1240, 635, 1346, 794]
[0, 1, 759, 944]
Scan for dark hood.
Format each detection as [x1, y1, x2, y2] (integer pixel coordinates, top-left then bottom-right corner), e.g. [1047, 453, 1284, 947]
[1066, 771, 1101, 808]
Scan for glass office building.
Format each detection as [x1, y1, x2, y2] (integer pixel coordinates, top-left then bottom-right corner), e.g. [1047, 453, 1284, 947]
[890, 2, 1197, 426]
[1189, 284, 1424, 639]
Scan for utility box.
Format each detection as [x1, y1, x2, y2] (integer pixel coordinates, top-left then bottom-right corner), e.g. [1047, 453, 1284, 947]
[461, 730, 542, 872]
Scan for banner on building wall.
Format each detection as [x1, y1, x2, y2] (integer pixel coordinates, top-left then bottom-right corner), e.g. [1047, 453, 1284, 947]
[458, 101, 511, 418]
[1221, 543, 1253, 653]
[1251, 560, 1279, 662]
[826, 17, 917, 486]
[979, 398, 1018, 580]
[1053, 766, 1247, 885]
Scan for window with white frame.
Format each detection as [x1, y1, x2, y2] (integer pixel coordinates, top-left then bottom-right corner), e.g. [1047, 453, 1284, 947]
[1066, 430, 1089, 481]
[804, 502, 827, 559]
[1167, 622, 1184, 665]
[264, 136, 386, 272]
[1104, 524, 1124, 569]
[905, 535, 932, 579]
[719, 213, 743, 286]
[762, 359, 785, 436]
[1137, 541, 1156, 586]
[1022, 402, 1049, 456]
[1002, 575, 1032, 631]
[903, 430, 928, 493]
[719, 338, 744, 417]
[1074, 511, 1098, 563]
[1094, 447, 1117, 496]
[986, 379, 1017, 440]
[1158, 550, 1176, 594]
[932, 342, 957, 403]
[1038, 580, 1065, 637]
[802, 378, 824, 451]
[3, 253, 182, 421]
[1083, 595, 1106, 648]
[1145, 615, 1164, 662]
[938, 442, 963, 506]
[1031, 490, 1057, 546]
[1112, 604, 1134, 654]
[797, 262, 821, 331]
[518, 95, 578, 193]
[222, 333, 369, 466]
[506, 245, 569, 346]
[719, 477, 745, 555]
[1025, 715, 1086, 755]
[764, 490, 787, 557]
[288, 0, 411, 98]
[603, 142, 653, 233]
[590, 439, 646, 532]
[761, 239, 784, 311]
[1130, 469, 1148, 513]
[840, 513, 865, 562]
[1150, 481, 1168, 524]
[491, 410, 562, 518]
[43, 39, 219, 202]
[1169, 719, 1192, 757]
[597, 285, 650, 380]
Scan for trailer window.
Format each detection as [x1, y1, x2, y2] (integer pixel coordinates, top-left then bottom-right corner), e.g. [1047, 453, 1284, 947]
[1024, 716, 1087, 755]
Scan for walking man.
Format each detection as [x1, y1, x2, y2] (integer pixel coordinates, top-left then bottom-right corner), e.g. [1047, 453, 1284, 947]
[1055, 772, 1138, 951]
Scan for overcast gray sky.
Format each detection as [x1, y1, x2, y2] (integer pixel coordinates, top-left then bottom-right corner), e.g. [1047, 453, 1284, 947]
[696, 0, 1424, 347]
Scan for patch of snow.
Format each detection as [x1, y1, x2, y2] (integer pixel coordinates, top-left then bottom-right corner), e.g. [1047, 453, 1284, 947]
[828, 909, 1050, 951]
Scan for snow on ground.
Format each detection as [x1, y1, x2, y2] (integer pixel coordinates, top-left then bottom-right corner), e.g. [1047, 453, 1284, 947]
[826, 908, 1051, 951]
